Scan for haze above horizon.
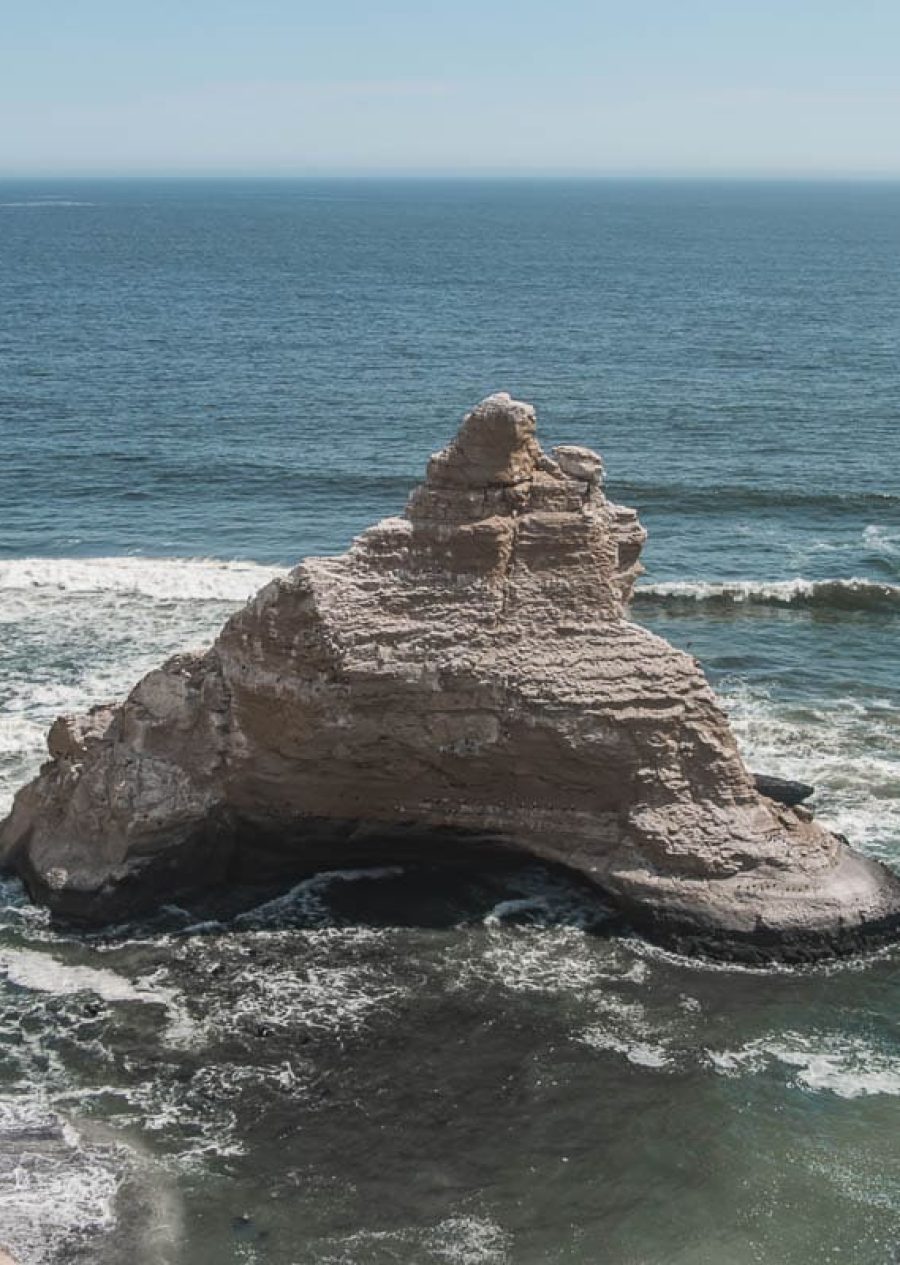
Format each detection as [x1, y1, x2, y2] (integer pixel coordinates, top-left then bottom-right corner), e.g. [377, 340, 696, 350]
[3, 0, 899, 178]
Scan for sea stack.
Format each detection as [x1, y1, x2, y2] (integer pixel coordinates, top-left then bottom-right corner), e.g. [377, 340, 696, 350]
[2, 394, 899, 960]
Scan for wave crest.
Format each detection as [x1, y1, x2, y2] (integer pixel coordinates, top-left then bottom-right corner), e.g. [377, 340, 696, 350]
[634, 577, 900, 614]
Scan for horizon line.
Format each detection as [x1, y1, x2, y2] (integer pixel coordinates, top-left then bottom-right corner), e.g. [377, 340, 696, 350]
[3, 170, 900, 183]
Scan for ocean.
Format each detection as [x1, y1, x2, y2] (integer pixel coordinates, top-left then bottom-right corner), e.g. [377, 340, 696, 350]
[0, 178, 898, 1263]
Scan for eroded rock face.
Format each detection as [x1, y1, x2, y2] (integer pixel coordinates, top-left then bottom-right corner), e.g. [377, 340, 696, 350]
[2, 394, 899, 959]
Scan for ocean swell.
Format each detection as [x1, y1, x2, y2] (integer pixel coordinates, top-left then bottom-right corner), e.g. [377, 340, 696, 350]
[612, 480, 900, 516]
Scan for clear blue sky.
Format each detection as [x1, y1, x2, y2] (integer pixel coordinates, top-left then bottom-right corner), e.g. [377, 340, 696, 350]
[2, 0, 899, 176]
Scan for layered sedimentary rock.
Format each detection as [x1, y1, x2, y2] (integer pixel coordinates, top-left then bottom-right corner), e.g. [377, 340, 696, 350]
[3, 394, 899, 959]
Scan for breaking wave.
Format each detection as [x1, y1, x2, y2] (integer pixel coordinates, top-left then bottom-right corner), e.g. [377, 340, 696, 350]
[634, 576, 900, 614]
[0, 556, 286, 602]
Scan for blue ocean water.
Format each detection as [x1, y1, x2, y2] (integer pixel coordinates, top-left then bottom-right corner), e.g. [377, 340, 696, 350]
[0, 179, 899, 1263]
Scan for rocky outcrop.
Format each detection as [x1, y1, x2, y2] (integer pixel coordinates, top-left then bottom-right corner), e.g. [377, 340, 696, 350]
[2, 394, 899, 960]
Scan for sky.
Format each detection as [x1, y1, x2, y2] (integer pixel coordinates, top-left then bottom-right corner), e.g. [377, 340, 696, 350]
[2, 0, 899, 177]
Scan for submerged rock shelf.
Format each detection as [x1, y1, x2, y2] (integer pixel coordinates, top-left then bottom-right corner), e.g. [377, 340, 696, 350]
[2, 393, 898, 961]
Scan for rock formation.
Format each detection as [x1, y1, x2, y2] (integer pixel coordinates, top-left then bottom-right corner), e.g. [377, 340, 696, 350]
[2, 393, 899, 960]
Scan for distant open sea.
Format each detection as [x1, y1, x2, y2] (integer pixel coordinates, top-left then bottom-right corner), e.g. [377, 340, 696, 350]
[0, 178, 898, 1264]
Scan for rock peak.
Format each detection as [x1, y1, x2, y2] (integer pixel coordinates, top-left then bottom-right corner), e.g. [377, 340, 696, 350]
[425, 393, 540, 490]
[385, 394, 642, 614]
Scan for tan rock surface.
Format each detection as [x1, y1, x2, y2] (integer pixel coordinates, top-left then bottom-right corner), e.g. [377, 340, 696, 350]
[2, 393, 899, 959]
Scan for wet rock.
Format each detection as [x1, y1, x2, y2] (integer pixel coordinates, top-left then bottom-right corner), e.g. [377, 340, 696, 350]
[753, 772, 815, 807]
[2, 393, 899, 960]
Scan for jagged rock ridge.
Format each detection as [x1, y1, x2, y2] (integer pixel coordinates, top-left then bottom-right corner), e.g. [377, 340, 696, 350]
[2, 393, 899, 960]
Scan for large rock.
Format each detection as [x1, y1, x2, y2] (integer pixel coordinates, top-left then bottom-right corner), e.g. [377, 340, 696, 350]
[2, 394, 899, 960]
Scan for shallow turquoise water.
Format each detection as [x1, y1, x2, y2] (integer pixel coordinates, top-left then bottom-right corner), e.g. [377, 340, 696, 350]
[0, 179, 898, 1263]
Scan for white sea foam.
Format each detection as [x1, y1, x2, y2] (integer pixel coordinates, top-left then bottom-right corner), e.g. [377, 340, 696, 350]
[0, 1099, 120, 1265]
[705, 1031, 900, 1098]
[317, 1214, 512, 1264]
[0, 555, 285, 601]
[0, 556, 288, 815]
[52, 1075, 246, 1174]
[0, 948, 152, 1004]
[452, 926, 608, 997]
[0, 714, 44, 759]
[578, 1025, 673, 1068]
[446, 924, 680, 1072]
[721, 680, 900, 864]
[423, 1216, 513, 1265]
[0, 949, 199, 1049]
[226, 952, 400, 1037]
[176, 923, 407, 1041]
[864, 524, 900, 558]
